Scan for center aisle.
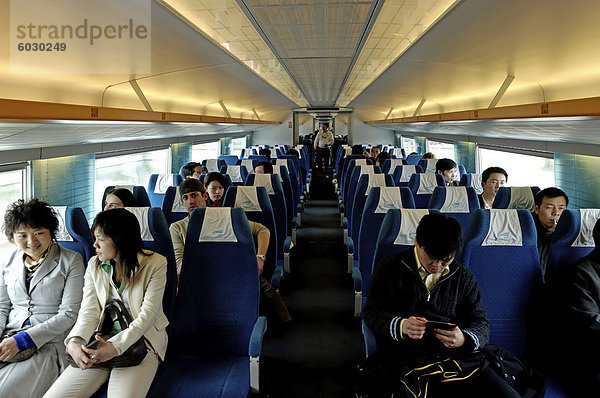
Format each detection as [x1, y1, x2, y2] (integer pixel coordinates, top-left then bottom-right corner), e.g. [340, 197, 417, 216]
[259, 171, 364, 397]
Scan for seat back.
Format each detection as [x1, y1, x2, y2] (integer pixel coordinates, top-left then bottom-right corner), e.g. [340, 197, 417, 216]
[278, 155, 303, 186]
[461, 209, 541, 357]
[147, 174, 183, 208]
[342, 157, 371, 198]
[101, 185, 151, 209]
[245, 174, 288, 261]
[404, 154, 422, 165]
[418, 158, 438, 173]
[53, 206, 95, 263]
[161, 186, 189, 225]
[382, 158, 404, 174]
[171, 207, 258, 356]
[218, 155, 239, 166]
[460, 173, 484, 195]
[350, 174, 394, 243]
[223, 186, 278, 279]
[546, 209, 600, 286]
[492, 186, 540, 212]
[273, 165, 296, 226]
[220, 165, 248, 186]
[344, 164, 380, 215]
[275, 159, 301, 202]
[124, 207, 177, 323]
[428, 186, 480, 236]
[202, 158, 226, 173]
[238, 158, 258, 174]
[407, 173, 445, 208]
[358, 188, 415, 300]
[248, 155, 269, 163]
[392, 165, 423, 187]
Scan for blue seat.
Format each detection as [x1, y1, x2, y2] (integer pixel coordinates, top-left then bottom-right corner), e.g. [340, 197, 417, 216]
[202, 158, 226, 173]
[147, 174, 183, 208]
[418, 158, 437, 173]
[219, 155, 239, 166]
[245, 174, 292, 274]
[351, 188, 415, 317]
[223, 186, 281, 288]
[248, 155, 269, 163]
[148, 207, 266, 397]
[53, 206, 95, 263]
[391, 164, 423, 187]
[546, 209, 600, 286]
[492, 186, 540, 212]
[341, 157, 371, 200]
[278, 155, 304, 192]
[161, 186, 189, 225]
[220, 165, 249, 186]
[428, 186, 480, 237]
[461, 209, 541, 358]
[404, 154, 422, 165]
[273, 164, 297, 234]
[407, 173, 445, 208]
[343, 165, 382, 237]
[381, 158, 405, 174]
[101, 185, 151, 209]
[238, 159, 258, 174]
[460, 173, 484, 195]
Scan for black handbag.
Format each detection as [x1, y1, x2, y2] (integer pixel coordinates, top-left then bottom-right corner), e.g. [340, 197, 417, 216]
[0, 329, 37, 365]
[66, 299, 147, 368]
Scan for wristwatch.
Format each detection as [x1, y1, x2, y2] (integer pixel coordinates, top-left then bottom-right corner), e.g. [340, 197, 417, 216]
[257, 254, 266, 261]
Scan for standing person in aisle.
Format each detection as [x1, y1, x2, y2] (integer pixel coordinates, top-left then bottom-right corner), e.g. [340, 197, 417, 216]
[314, 123, 334, 172]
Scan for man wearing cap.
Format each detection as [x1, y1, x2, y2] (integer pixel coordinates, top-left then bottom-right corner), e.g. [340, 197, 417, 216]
[169, 178, 292, 322]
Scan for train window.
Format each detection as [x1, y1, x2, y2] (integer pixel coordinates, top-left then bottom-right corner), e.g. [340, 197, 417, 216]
[427, 140, 455, 160]
[231, 137, 246, 158]
[0, 168, 27, 258]
[94, 148, 169, 214]
[401, 136, 417, 154]
[192, 141, 220, 162]
[479, 147, 554, 188]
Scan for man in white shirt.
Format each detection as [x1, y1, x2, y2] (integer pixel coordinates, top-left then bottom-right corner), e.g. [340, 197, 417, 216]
[314, 123, 334, 171]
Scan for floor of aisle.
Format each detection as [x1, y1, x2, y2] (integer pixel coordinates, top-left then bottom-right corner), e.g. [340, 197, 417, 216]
[259, 170, 364, 397]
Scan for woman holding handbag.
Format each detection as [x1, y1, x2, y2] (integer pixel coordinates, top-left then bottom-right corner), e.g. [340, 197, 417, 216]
[44, 208, 168, 398]
[0, 199, 85, 398]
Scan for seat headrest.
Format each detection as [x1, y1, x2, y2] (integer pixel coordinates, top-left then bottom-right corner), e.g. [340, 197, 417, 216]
[52, 206, 73, 241]
[270, 148, 278, 158]
[154, 174, 172, 194]
[253, 173, 274, 195]
[227, 166, 243, 183]
[199, 208, 238, 242]
[482, 209, 523, 246]
[171, 187, 188, 213]
[508, 187, 535, 212]
[234, 186, 262, 212]
[206, 159, 219, 172]
[394, 209, 430, 245]
[398, 165, 416, 182]
[375, 187, 403, 213]
[125, 207, 154, 241]
[469, 173, 483, 194]
[115, 184, 134, 193]
[417, 173, 439, 194]
[360, 165, 375, 175]
[388, 159, 403, 174]
[366, 174, 388, 195]
[440, 187, 470, 213]
[355, 159, 367, 166]
[241, 159, 255, 173]
[572, 209, 600, 247]
[423, 159, 437, 173]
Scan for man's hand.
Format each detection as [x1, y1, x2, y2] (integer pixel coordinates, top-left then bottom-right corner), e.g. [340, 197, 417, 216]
[401, 316, 427, 340]
[432, 326, 465, 348]
[0, 337, 19, 362]
[256, 256, 264, 275]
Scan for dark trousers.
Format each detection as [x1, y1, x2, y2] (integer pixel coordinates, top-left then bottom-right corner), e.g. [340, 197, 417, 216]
[315, 147, 330, 170]
[260, 276, 292, 322]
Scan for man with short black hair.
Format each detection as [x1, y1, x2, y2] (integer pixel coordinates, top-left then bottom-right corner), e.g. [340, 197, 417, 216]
[258, 148, 271, 160]
[181, 162, 203, 179]
[364, 213, 494, 396]
[255, 161, 273, 174]
[534, 187, 568, 277]
[479, 167, 508, 209]
[375, 151, 391, 168]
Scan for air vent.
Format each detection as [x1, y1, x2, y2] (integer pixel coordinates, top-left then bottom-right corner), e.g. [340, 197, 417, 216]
[91, 107, 98, 118]
[541, 104, 549, 114]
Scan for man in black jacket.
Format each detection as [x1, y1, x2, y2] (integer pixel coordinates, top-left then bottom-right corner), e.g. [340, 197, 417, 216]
[364, 213, 496, 396]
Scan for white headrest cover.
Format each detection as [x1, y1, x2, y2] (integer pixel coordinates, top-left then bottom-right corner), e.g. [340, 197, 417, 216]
[115, 185, 134, 193]
[355, 159, 367, 166]
[572, 209, 600, 247]
[294, 146, 303, 158]
[394, 209, 429, 245]
[360, 165, 375, 175]
[275, 159, 288, 169]
[125, 207, 154, 241]
[243, 149, 251, 159]
[234, 186, 262, 212]
[482, 209, 523, 246]
[227, 166, 243, 183]
[388, 159, 404, 174]
[206, 159, 219, 172]
[199, 208, 238, 242]
[440, 187, 470, 213]
[344, 147, 352, 156]
[417, 173, 438, 194]
[270, 148, 278, 158]
[154, 174, 172, 194]
[272, 165, 281, 176]
[171, 187, 188, 213]
[366, 174, 387, 195]
[375, 187, 403, 214]
[254, 173, 274, 195]
[241, 159, 254, 173]
[424, 159, 437, 173]
[399, 165, 416, 182]
[469, 173, 483, 194]
[508, 187, 535, 212]
[53, 206, 73, 242]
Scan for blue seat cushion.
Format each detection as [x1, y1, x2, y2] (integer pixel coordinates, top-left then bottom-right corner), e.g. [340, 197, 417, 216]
[148, 354, 249, 398]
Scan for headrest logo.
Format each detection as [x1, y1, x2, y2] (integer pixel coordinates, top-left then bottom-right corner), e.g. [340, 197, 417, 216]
[498, 232, 511, 240]
[451, 202, 461, 208]
[409, 231, 417, 239]
[242, 200, 252, 209]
